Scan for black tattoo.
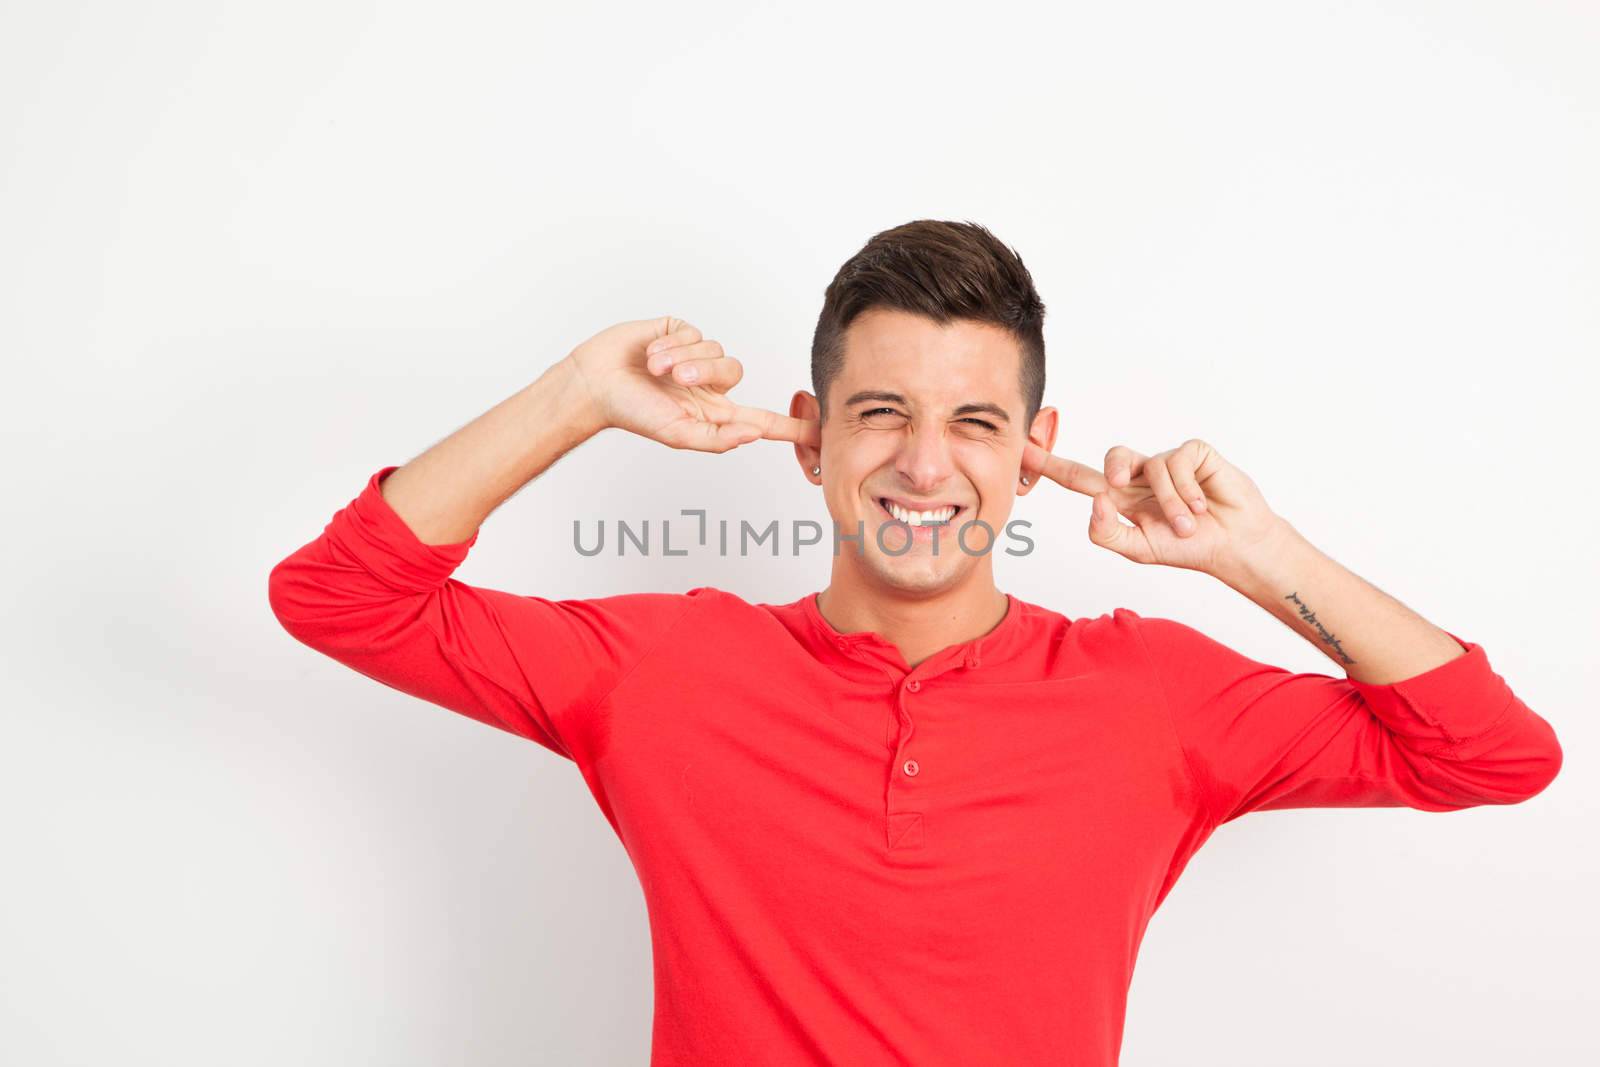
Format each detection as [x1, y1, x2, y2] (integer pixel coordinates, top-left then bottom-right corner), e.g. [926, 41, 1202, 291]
[1283, 591, 1357, 666]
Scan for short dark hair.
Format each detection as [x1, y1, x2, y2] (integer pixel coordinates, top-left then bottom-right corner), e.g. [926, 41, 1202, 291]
[809, 219, 1047, 425]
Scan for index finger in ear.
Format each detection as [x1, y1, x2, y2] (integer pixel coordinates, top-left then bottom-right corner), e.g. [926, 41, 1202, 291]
[731, 405, 821, 447]
[1023, 441, 1111, 497]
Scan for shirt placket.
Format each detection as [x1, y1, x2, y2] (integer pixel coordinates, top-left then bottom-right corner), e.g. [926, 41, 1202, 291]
[837, 639, 976, 852]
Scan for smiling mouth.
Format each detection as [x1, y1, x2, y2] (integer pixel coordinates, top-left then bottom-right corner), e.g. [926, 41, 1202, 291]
[876, 497, 966, 527]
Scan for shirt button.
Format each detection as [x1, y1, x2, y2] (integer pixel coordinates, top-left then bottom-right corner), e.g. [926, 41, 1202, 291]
[906, 679, 921, 692]
[903, 759, 920, 777]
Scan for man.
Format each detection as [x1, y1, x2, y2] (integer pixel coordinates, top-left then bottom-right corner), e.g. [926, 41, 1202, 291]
[268, 220, 1562, 1066]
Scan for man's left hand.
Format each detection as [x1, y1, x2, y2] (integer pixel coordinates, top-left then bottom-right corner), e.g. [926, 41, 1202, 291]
[1021, 438, 1291, 576]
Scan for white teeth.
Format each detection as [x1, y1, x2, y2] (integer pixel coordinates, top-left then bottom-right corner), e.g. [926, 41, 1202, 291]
[884, 500, 957, 526]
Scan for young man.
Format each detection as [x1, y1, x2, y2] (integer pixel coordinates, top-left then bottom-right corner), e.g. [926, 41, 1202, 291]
[268, 220, 1562, 1066]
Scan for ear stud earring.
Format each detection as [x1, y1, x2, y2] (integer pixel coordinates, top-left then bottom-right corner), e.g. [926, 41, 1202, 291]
[1020, 476, 1030, 485]
[811, 466, 821, 476]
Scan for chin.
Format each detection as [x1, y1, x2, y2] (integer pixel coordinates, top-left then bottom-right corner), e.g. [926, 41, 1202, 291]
[864, 552, 965, 597]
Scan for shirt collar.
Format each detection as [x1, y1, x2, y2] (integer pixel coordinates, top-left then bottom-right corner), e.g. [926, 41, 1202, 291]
[784, 589, 1032, 683]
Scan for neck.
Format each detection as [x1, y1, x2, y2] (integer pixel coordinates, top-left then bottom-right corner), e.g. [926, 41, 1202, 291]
[817, 565, 1010, 668]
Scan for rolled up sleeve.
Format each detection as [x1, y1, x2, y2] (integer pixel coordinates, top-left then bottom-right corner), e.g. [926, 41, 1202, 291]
[1123, 608, 1564, 827]
[268, 466, 701, 761]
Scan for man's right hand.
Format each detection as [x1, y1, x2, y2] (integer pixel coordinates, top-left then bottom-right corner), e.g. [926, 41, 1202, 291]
[564, 316, 820, 452]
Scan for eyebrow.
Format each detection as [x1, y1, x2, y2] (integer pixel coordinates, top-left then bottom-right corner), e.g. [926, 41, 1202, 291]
[842, 391, 1011, 424]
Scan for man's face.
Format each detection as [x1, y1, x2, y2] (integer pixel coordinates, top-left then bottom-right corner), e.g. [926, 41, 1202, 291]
[797, 307, 1054, 597]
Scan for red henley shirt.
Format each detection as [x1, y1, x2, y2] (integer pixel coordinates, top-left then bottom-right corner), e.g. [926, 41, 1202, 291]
[267, 466, 1563, 1066]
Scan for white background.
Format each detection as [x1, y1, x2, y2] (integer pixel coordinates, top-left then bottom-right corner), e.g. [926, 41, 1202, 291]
[2, 2, 1595, 1064]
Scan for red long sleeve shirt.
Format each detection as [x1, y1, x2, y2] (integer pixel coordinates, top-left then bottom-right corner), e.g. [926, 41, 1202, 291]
[267, 466, 1563, 1066]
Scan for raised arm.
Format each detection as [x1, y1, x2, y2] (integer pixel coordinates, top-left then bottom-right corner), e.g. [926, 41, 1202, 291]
[267, 316, 816, 758]
[1023, 437, 1563, 823]
[378, 315, 816, 544]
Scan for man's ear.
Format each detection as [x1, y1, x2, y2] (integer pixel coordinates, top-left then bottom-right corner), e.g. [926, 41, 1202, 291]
[791, 390, 822, 484]
[1020, 405, 1059, 496]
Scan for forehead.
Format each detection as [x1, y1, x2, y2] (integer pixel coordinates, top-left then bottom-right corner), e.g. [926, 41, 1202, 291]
[836, 307, 1024, 411]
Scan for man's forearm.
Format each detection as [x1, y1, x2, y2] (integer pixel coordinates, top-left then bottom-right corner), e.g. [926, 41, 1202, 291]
[379, 357, 607, 545]
[1215, 520, 1469, 685]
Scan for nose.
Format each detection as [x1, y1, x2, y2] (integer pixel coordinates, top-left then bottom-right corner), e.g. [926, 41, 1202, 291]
[893, 420, 957, 493]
